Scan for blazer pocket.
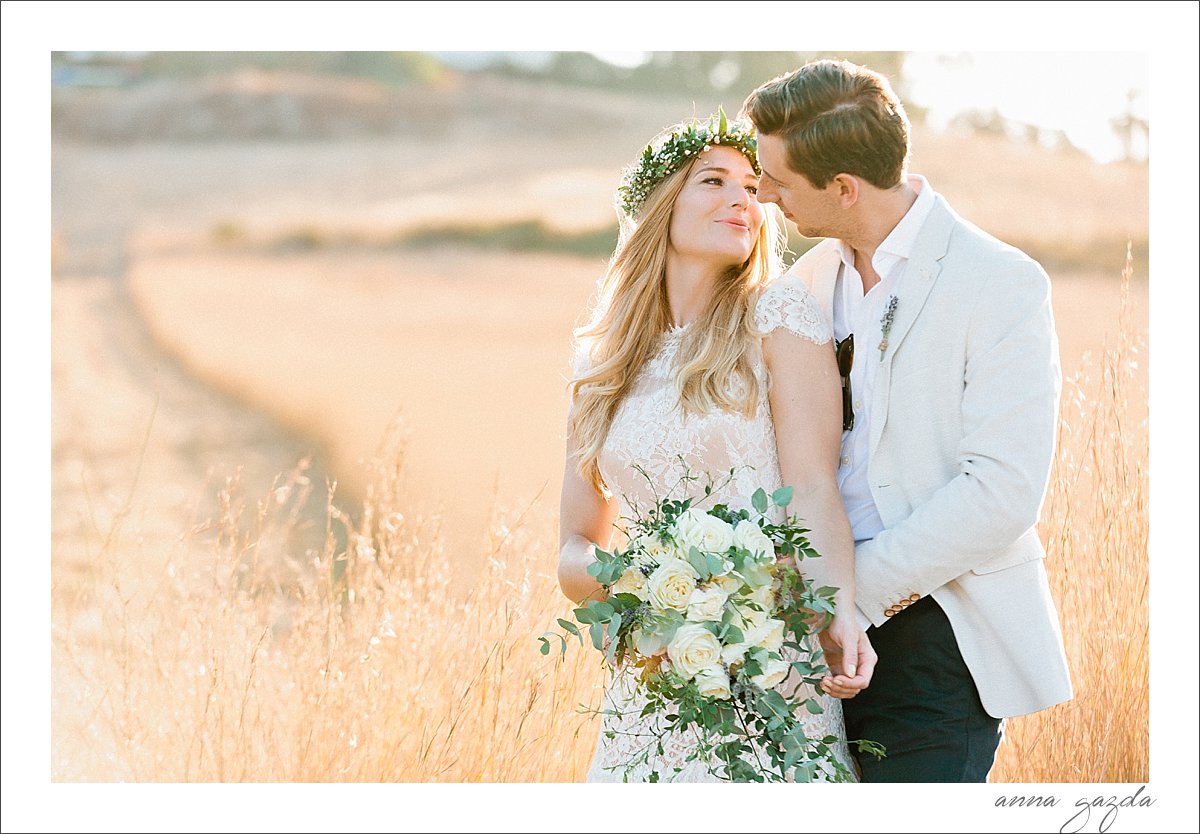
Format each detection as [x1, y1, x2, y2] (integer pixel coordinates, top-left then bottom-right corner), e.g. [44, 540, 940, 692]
[971, 531, 1045, 575]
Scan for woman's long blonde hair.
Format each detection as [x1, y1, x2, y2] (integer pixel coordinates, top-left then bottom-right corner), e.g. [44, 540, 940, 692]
[568, 151, 785, 495]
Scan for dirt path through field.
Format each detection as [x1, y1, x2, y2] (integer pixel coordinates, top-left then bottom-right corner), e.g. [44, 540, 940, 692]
[51, 145, 337, 613]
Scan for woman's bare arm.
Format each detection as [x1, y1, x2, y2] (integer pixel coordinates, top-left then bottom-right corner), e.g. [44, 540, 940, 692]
[557, 419, 618, 603]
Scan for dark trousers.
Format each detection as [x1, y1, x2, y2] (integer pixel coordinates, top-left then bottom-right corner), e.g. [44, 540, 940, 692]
[842, 595, 1002, 782]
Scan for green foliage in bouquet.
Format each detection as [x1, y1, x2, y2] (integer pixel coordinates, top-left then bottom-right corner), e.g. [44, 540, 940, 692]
[542, 470, 880, 782]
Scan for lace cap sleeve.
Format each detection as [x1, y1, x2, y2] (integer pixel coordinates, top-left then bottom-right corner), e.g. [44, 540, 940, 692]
[754, 276, 833, 344]
[569, 339, 593, 379]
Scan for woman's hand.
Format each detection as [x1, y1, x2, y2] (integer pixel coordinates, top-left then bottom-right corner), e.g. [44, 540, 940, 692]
[817, 610, 876, 699]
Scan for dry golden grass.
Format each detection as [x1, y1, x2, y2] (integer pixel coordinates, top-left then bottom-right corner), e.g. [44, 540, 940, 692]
[991, 252, 1148, 782]
[52, 445, 604, 782]
[52, 260, 1147, 783]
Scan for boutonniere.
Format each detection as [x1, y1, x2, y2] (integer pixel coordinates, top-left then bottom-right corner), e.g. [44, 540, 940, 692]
[878, 295, 899, 361]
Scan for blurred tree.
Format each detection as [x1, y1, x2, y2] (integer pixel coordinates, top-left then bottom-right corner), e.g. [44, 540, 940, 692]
[1110, 90, 1149, 162]
[134, 52, 444, 86]
[542, 51, 633, 86]
[486, 51, 918, 122]
[952, 107, 1011, 137]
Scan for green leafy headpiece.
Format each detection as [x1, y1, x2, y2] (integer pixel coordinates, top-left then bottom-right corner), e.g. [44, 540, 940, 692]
[617, 108, 759, 217]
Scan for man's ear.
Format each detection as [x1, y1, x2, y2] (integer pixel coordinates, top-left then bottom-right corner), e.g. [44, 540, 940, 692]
[830, 173, 859, 208]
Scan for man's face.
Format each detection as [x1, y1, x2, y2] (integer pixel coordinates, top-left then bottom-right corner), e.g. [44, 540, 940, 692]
[755, 133, 841, 239]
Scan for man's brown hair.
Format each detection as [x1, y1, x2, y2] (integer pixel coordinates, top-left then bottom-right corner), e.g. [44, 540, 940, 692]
[743, 59, 910, 189]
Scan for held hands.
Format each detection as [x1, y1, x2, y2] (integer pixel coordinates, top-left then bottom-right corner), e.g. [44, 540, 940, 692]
[817, 612, 876, 699]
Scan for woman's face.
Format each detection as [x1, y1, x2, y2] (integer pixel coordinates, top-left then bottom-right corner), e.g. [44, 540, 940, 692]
[667, 145, 764, 271]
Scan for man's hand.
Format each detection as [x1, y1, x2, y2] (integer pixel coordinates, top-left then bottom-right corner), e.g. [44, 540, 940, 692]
[817, 614, 876, 699]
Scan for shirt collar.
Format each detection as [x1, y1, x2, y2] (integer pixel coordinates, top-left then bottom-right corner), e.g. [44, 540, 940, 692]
[836, 173, 936, 267]
[877, 173, 934, 259]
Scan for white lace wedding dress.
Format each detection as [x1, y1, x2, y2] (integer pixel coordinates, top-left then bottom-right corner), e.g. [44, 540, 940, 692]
[581, 275, 857, 783]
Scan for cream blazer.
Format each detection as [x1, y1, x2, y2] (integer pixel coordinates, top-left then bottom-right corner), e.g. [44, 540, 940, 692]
[789, 194, 1073, 719]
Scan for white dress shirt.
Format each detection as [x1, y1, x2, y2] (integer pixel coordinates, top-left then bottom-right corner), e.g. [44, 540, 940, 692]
[832, 174, 936, 544]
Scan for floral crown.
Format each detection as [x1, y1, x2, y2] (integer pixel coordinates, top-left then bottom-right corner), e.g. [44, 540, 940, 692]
[617, 108, 760, 217]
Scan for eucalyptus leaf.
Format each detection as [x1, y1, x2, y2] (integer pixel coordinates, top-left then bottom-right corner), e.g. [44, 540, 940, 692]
[758, 689, 790, 720]
[604, 622, 621, 665]
[590, 601, 615, 622]
[705, 553, 727, 576]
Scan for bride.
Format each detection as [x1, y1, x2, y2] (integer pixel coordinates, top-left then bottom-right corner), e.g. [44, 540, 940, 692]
[557, 112, 875, 782]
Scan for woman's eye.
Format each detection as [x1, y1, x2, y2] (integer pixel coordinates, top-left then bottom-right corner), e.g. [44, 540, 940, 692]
[702, 176, 724, 186]
[746, 185, 759, 195]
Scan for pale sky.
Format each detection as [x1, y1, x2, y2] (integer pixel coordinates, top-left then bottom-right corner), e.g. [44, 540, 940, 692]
[585, 50, 1150, 164]
[904, 51, 1148, 163]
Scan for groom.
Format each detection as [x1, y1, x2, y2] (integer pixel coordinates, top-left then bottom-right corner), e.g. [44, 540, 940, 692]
[742, 60, 1073, 782]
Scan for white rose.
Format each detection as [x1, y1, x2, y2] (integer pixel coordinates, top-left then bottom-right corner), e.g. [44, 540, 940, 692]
[748, 583, 777, 613]
[611, 566, 648, 599]
[721, 639, 751, 666]
[711, 574, 742, 595]
[630, 533, 679, 568]
[746, 618, 786, 653]
[750, 657, 791, 691]
[646, 559, 700, 611]
[685, 585, 730, 622]
[694, 665, 732, 700]
[733, 519, 775, 560]
[673, 509, 735, 555]
[667, 623, 723, 679]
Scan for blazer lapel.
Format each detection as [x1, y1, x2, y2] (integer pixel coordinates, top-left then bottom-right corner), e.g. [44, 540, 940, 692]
[869, 196, 956, 457]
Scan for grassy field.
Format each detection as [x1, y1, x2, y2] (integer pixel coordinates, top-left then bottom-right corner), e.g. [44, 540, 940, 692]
[49, 73, 1149, 784]
[49, 262, 1148, 783]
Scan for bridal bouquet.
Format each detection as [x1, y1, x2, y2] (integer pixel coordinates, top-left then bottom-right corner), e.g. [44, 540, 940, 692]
[543, 481, 865, 782]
